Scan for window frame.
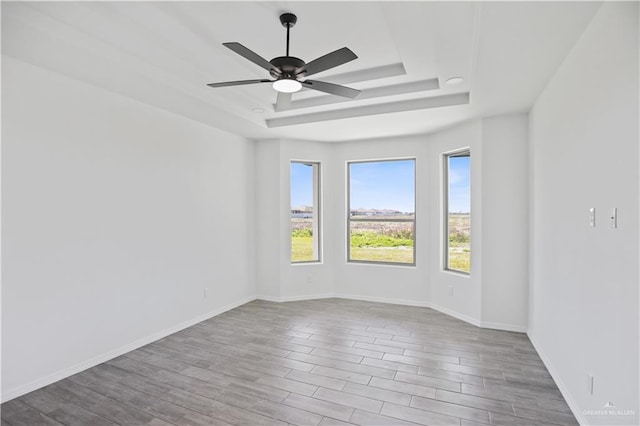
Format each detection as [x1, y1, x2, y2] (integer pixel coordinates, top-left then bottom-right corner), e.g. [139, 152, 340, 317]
[290, 160, 322, 264]
[443, 148, 471, 275]
[347, 158, 416, 266]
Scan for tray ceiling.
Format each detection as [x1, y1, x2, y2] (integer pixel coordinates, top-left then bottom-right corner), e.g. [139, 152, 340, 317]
[2, 2, 601, 142]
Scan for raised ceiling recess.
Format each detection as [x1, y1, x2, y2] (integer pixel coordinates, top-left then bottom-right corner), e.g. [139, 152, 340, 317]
[1, 2, 602, 141]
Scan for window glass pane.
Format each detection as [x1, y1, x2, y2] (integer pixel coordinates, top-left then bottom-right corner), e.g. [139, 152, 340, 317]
[291, 162, 320, 262]
[446, 153, 471, 273]
[348, 159, 415, 265]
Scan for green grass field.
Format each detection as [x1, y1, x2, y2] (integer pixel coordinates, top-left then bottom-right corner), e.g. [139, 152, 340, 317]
[349, 228, 414, 263]
[350, 246, 413, 263]
[291, 233, 414, 263]
[291, 228, 314, 262]
[291, 215, 470, 271]
[448, 214, 470, 273]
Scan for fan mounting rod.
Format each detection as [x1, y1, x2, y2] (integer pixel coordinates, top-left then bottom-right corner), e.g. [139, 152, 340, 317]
[280, 13, 297, 57]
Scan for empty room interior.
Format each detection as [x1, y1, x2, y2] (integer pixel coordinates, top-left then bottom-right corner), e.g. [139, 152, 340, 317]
[1, 1, 638, 425]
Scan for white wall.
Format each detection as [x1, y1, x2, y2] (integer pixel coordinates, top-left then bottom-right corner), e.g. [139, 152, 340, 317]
[255, 136, 434, 306]
[481, 114, 529, 330]
[255, 139, 335, 301]
[428, 121, 483, 323]
[528, 2, 639, 425]
[254, 118, 529, 333]
[428, 115, 529, 332]
[1, 57, 256, 401]
[280, 140, 337, 299]
[332, 136, 430, 305]
[255, 140, 283, 299]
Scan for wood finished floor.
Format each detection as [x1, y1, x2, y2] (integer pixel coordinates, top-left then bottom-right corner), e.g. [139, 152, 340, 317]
[2, 299, 577, 426]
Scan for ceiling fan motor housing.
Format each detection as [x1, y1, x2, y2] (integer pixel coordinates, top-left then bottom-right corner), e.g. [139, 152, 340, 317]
[270, 56, 306, 79]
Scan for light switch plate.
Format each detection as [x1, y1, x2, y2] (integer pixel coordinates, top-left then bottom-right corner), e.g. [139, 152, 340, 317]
[589, 208, 596, 227]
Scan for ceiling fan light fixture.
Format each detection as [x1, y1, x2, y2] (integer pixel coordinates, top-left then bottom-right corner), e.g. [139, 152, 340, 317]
[273, 78, 302, 93]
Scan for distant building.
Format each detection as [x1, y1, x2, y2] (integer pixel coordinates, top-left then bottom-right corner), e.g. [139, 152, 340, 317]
[291, 207, 313, 218]
[350, 209, 408, 217]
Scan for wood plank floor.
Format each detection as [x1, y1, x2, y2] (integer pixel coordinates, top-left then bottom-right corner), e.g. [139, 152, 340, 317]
[2, 299, 577, 426]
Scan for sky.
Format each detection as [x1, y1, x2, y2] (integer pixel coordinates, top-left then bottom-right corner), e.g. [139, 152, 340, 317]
[291, 158, 470, 213]
[290, 162, 314, 208]
[448, 155, 471, 213]
[349, 160, 415, 213]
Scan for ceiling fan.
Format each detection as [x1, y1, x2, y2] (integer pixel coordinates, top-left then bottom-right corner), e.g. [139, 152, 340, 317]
[207, 13, 361, 111]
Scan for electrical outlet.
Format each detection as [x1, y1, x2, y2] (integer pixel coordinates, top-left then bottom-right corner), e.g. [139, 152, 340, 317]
[589, 208, 596, 227]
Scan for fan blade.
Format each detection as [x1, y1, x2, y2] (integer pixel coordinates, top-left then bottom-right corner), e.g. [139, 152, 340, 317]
[297, 47, 357, 77]
[223, 42, 280, 75]
[302, 80, 360, 98]
[207, 79, 272, 88]
[275, 92, 292, 112]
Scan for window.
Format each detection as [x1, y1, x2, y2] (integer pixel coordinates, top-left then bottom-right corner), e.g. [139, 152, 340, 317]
[444, 150, 471, 273]
[348, 159, 415, 265]
[290, 161, 321, 263]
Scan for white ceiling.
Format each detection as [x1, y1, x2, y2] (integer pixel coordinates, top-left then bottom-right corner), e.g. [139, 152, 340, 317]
[2, 1, 601, 142]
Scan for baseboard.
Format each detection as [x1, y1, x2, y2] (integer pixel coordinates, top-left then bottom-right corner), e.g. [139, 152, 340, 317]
[257, 293, 525, 333]
[255, 293, 334, 303]
[257, 292, 430, 308]
[528, 332, 586, 425]
[335, 293, 432, 308]
[480, 320, 527, 333]
[4, 292, 528, 402]
[1, 295, 255, 403]
[429, 302, 483, 328]
[347, 297, 527, 333]
[255, 294, 282, 302]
